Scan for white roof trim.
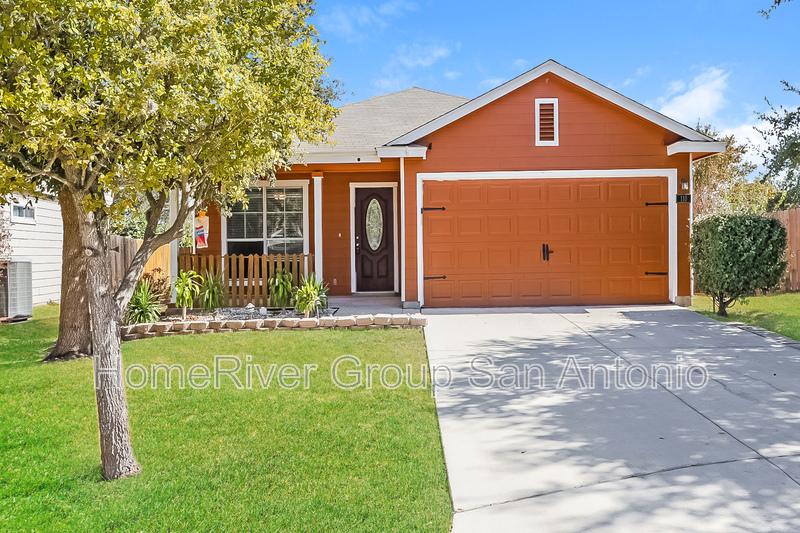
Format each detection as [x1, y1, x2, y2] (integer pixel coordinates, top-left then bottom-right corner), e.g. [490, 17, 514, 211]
[667, 140, 726, 156]
[376, 145, 428, 159]
[293, 151, 381, 165]
[387, 59, 716, 146]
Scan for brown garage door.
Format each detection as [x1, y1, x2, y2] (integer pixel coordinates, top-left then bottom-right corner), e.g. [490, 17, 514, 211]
[422, 177, 669, 307]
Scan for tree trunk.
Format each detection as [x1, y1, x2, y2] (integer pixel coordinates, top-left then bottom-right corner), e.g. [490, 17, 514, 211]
[44, 187, 93, 362]
[84, 210, 142, 479]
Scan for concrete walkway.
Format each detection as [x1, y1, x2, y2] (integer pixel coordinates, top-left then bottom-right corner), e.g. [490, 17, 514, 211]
[424, 305, 800, 532]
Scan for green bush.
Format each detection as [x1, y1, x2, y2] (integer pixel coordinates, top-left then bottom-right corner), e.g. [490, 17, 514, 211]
[691, 214, 787, 316]
[125, 279, 162, 324]
[198, 270, 226, 311]
[268, 269, 293, 308]
[174, 270, 203, 320]
[294, 273, 329, 317]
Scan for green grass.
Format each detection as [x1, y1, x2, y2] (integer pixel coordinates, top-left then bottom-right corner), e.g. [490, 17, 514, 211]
[691, 292, 800, 341]
[0, 306, 452, 532]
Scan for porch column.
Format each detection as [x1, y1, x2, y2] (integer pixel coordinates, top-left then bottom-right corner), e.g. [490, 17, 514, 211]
[169, 189, 178, 303]
[313, 172, 323, 279]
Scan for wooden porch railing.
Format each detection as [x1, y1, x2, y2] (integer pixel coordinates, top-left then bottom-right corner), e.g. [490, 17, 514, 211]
[178, 249, 314, 307]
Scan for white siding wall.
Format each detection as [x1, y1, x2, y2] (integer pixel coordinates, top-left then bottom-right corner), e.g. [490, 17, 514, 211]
[7, 197, 63, 306]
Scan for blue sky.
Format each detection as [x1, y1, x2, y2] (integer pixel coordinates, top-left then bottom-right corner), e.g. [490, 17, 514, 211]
[312, 0, 799, 159]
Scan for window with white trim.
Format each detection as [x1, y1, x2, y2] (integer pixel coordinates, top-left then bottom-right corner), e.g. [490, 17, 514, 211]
[226, 186, 305, 256]
[535, 98, 559, 146]
[10, 198, 35, 224]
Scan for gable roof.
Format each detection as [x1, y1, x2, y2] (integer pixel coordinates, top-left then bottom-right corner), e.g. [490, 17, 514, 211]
[388, 59, 717, 146]
[300, 87, 469, 155]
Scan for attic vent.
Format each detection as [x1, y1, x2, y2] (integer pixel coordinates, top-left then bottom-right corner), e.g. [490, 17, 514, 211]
[535, 98, 559, 146]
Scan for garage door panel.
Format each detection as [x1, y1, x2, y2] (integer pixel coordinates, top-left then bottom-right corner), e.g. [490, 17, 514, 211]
[519, 215, 544, 235]
[422, 178, 669, 307]
[427, 216, 455, 238]
[487, 215, 514, 236]
[488, 279, 514, 299]
[457, 184, 483, 204]
[548, 183, 574, 202]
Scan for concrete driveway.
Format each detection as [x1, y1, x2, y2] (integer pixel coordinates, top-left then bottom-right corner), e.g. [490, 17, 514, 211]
[423, 305, 800, 532]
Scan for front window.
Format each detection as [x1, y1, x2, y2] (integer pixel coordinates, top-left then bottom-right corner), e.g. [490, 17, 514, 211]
[226, 185, 305, 256]
[10, 199, 35, 224]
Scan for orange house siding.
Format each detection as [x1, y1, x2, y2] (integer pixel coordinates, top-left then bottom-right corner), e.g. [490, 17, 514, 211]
[278, 162, 400, 296]
[402, 73, 692, 303]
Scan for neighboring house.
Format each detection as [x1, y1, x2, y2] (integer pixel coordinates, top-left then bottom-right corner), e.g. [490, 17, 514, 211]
[185, 60, 725, 308]
[5, 195, 63, 306]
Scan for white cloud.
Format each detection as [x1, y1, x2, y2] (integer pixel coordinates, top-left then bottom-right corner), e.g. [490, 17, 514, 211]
[375, 0, 417, 17]
[655, 67, 730, 124]
[512, 59, 530, 71]
[444, 70, 462, 80]
[480, 77, 505, 89]
[721, 121, 769, 169]
[620, 65, 652, 87]
[317, 2, 417, 42]
[373, 71, 412, 92]
[396, 41, 453, 68]
[373, 39, 457, 92]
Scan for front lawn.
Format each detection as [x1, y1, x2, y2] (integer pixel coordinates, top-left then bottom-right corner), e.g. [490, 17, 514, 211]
[0, 306, 452, 532]
[691, 292, 800, 341]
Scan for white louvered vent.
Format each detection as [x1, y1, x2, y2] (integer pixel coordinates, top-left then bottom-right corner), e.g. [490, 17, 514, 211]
[535, 98, 559, 146]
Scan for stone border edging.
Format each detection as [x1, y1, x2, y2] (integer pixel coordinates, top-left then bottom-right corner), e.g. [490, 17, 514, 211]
[119, 313, 427, 342]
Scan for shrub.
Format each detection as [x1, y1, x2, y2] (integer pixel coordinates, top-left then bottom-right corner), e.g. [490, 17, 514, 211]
[691, 214, 787, 316]
[268, 269, 293, 308]
[294, 273, 329, 317]
[174, 270, 203, 320]
[141, 267, 170, 300]
[198, 270, 226, 311]
[125, 279, 162, 324]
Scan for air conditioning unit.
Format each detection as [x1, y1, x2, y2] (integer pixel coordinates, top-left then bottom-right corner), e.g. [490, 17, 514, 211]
[0, 260, 33, 320]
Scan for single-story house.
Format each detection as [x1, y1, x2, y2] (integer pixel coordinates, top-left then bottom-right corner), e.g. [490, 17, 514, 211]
[184, 60, 725, 308]
[4, 195, 63, 306]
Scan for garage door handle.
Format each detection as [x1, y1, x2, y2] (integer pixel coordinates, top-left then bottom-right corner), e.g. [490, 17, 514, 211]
[543, 243, 555, 261]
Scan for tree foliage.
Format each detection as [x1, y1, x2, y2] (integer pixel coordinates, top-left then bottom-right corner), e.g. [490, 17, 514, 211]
[692, 124, 776, 216]
[760, 0, 794, 17]
[691, 215, 787, 317]
[0, 0, 337, 479]
[758, 83, 800, 208]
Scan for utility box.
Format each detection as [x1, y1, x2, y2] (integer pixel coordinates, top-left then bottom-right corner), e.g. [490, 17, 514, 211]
[0, 260, 33, 320]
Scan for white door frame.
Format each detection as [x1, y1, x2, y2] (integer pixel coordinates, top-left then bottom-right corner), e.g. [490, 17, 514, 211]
[350, 182, 400, 294]
[416, 169, 679, 307]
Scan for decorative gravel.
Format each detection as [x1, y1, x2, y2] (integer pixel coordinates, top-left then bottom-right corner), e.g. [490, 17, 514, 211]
[164, 305, 339, 322]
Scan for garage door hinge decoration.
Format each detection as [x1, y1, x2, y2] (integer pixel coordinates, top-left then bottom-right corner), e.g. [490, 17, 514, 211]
[645, 272, 669, 276]
[421, 206, 446, 213]
[645, 202, 668, 206]
[424, 275, 447, 281]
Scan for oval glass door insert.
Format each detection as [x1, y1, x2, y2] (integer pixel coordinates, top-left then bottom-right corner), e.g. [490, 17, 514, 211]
[365, 199, 383, 251]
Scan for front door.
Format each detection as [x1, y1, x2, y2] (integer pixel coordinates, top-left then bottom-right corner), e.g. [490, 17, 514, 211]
[355, 187, 395, 292]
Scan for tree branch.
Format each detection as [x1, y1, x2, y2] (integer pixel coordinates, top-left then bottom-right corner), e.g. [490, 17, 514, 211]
[0, 151, 66, 184]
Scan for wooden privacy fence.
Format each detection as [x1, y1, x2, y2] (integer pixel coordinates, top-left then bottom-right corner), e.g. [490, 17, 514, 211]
[178, 249, 314, 307]
[775, 208, 800, 292]
[110, 235, 172, 292]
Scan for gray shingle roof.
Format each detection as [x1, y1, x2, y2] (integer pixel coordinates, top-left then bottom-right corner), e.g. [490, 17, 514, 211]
[300, 87, 469, 153]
